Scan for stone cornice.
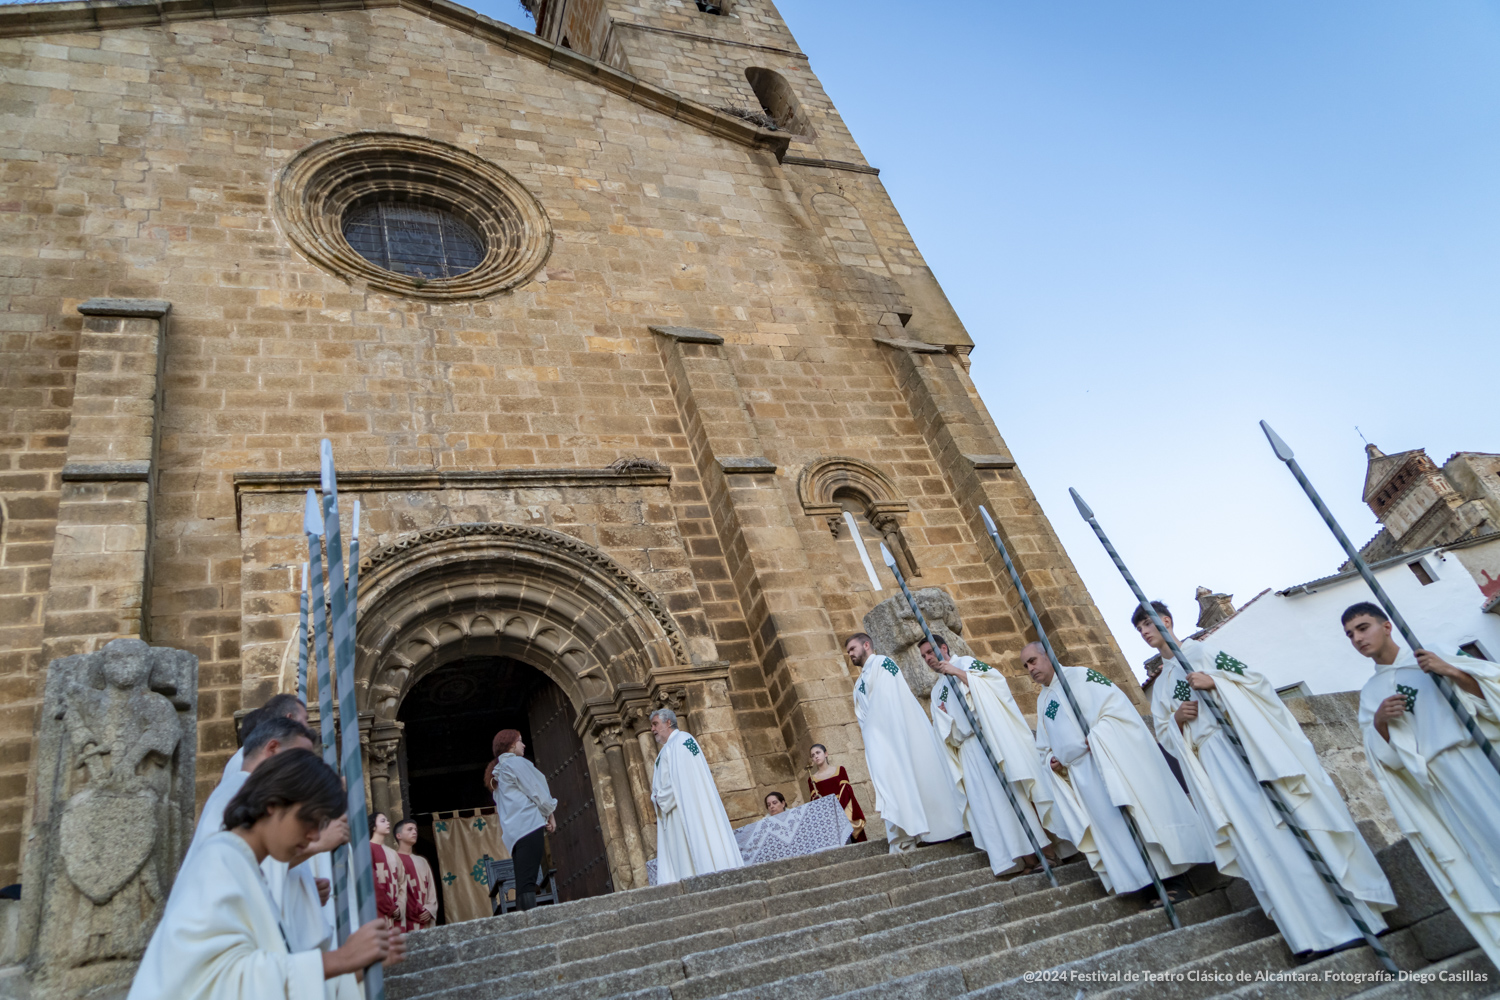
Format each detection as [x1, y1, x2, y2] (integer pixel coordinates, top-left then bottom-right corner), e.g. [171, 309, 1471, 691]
[233, 466, 670, 519]
[782, 156, 880, 176]
[0, 0, 791, 159]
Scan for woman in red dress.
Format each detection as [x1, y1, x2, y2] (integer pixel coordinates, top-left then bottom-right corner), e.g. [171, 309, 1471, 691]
[806, 744, 867, 842]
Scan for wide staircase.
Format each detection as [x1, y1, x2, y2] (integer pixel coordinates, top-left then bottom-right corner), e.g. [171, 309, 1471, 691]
[388, 837, 1498, 1000]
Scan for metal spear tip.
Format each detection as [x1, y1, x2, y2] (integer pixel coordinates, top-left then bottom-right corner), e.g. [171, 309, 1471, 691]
[303, 489, 325, 536]
[319, 439, 335, 493]
[1069, 488, 1095, 521]
[1260, 420, 1295, 462]
[979, 505, 997, 534]
[878, 542, 898, 570]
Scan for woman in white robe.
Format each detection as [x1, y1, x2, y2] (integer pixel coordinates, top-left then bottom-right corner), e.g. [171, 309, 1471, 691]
[130, 749, 398, 1000]
[650, 708, 744, 883]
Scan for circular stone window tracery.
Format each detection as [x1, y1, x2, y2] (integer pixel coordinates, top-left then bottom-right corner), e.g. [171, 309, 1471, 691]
[276, 132, 553, 300]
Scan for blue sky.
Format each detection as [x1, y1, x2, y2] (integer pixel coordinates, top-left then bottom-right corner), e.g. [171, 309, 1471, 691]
[475, 2, 1496, 677]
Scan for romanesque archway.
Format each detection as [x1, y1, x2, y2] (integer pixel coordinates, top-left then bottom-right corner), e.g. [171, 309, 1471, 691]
[351, 522, 689, 895]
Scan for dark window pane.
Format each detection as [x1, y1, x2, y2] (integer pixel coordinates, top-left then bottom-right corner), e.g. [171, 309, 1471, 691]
[342, 202, 485, 280]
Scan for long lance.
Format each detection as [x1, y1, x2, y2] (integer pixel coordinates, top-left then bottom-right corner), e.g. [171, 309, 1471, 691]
[322, 441, 385, 1000]
[974, 507, 1179, 927]
[1260, 421, 1500, 777]
[876, 544, 1059, 888]
[305, 490, 352, 946]
[1068, 488, 1396, 970]
[296, 562, 310, 704]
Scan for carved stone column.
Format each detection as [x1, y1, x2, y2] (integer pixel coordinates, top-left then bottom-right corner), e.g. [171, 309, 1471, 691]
[19, 638, 197, 999]
[366, 720, 404, 819]
[595, 724, 647, 888]
[622, 705, 657, 857]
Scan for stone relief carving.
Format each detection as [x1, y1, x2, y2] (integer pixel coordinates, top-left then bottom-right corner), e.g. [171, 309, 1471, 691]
[21, 638, 197, 998]
[862, 588, 972, 699]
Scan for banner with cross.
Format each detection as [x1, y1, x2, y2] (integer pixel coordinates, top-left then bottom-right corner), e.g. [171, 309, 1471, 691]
[430, 808, 510, 923]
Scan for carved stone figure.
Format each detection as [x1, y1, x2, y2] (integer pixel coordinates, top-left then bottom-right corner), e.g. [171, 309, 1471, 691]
[19, 638, 197, 999]
[863, 587, 974, 699]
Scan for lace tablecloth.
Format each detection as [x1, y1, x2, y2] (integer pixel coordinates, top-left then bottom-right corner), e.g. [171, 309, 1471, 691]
[646, 794, 853, 885]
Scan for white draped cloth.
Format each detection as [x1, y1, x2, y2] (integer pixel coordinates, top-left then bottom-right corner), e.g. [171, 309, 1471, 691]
[931, 657, 1051, 874]
[1153, 641, 1394, 951]
[130, 831, 359, 1000]
[854, 651, 966, 850]
[1036, 665, 1212, 893]
[651, 728, 744, 883]
[1359, 651, 1500, 967]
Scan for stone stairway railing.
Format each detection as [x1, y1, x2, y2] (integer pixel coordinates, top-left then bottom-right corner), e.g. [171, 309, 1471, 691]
[387, 836, 1498, 1000]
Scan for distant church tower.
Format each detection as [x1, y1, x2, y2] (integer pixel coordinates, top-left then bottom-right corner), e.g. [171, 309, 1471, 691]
[1358, 443, 1500, 561]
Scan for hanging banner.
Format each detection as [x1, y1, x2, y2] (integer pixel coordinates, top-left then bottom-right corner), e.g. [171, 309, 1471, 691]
[431, 809, 510, 924]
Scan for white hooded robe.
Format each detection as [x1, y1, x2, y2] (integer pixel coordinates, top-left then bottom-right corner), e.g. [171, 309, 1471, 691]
[1153, 640, 1394, 951]
[652, 728, 744, 883]
[1036, 665, 1212, 893]
[931, 657, 1052, 874]
[854, 651, 966, 850]
[1359, 650, 1500, 967]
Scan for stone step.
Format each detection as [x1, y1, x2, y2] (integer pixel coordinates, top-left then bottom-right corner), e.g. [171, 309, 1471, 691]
[1348, 948, 1500, 1000]
[1090, 925, 1432, 1000]
[954, 900, 1269, 1000]
[1203, 927, 1431, 1000]
[399, 850, 1087, 1000]
[680, 884, 1236, 1000]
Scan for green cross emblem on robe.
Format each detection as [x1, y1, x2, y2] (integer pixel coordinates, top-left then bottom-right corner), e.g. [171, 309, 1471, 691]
[1396, 683, 1418, 713]
[471, 854, 494, 883]
[1045, 700, 1060, 720]
[684, 737, 701, 756]
[858, 680, 866, 695]
[1174, 679, 1192, 702]
[939, 685, 950, 705]
[442, 872, 456, 886]
[882, 658, 899, 677]
[1214, 652, 1247, 676]
[1085, 669, 1112, 686]
[972, 660, 993, 673]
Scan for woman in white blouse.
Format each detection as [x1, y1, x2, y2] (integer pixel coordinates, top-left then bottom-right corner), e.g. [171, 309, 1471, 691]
[483, 729, 557, 911]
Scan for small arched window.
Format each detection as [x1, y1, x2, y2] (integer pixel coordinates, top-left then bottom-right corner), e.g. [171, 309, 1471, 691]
[745, 67, 812, 136]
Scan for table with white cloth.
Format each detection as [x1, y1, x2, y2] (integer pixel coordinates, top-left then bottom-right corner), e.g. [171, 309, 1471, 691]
[647, 794, 853, 885]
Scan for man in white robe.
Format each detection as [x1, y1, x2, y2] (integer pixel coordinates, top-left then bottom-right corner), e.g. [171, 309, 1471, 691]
[920, 636, 1058, 875]
[221, 693, 310, 781]
[1024, 642, 1212, 897]
[650, 707, 744, 883]
[1137, 601, 1394, 952]
[191, 716, 342, 957]
[846, 633, 966, 853]
[1346, 601, 1500, 967]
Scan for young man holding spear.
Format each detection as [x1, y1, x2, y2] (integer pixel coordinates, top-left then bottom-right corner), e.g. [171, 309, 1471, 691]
[1137, 601, 1394, 955]
[1346, 602, 1500, 967]
[919, 634, 1062, 876]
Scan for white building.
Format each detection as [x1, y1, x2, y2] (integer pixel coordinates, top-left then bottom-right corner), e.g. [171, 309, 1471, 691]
[1182, 533, 1500, 696]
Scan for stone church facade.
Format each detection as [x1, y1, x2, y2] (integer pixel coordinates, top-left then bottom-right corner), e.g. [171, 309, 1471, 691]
[0, 0, 1137, 901]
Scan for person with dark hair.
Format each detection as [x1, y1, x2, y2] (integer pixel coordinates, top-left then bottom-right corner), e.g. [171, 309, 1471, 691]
[920, 635, 1057, 876]
[486, 730, 557, 910]
[1023, 640, 1211, 907]
[223, 693, 310, 780]
[191, 716, 317, 856]
[763, 791, 787, 816]
[1137, 602, 1393, 952]
[369, 812, 407, 929]
[845, 632, 965, 853]
[130, 749, 401, 999]
[1346, 602, 1500, 966]
[393, 818, 437, 931]
[806, 744, 867, 842]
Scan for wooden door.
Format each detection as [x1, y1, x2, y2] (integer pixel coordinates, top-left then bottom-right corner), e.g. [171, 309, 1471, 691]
[527, 682, 612, 901]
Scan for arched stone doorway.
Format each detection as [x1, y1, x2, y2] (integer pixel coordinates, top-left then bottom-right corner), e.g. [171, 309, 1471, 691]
[397, 656, 611, 901]
[351, 523, 689, 895]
